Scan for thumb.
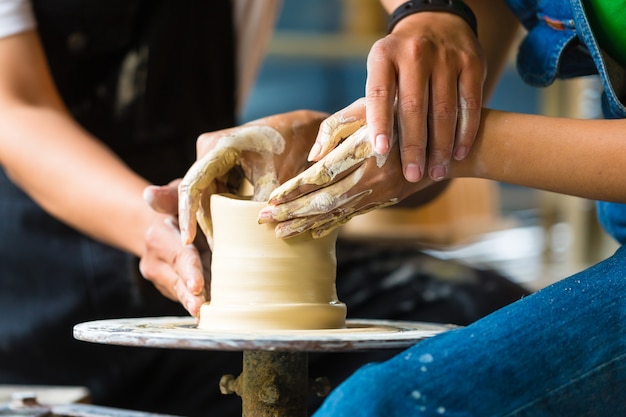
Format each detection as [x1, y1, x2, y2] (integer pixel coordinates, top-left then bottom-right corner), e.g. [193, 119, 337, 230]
[143, 184, 179, 215]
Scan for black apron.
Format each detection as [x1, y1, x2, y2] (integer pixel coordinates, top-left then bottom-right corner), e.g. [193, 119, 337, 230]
[31, 0, 236, 184]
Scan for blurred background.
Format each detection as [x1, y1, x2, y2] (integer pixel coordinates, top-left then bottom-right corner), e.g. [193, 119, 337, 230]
[240, 0, 618, 292]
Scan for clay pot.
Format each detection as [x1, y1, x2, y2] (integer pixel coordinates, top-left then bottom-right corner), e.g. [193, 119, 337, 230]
[198, 193, 346, 331]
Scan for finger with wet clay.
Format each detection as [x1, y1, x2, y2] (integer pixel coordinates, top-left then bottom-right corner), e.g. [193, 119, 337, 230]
[310, 99, 366, 161]
[266, 125, 390, 206]
[263, 165, 397, 238]
[178, 126, 285, 245]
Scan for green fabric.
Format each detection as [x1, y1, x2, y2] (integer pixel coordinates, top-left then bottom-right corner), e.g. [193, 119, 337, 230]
[585, 0, 626, 66]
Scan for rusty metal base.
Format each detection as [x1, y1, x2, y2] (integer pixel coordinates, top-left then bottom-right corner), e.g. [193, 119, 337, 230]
[220, 351, 313, 417]
[74, 318, 456, 416]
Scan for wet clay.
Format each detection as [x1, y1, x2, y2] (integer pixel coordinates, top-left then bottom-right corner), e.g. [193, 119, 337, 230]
[198, 193, 346, 331]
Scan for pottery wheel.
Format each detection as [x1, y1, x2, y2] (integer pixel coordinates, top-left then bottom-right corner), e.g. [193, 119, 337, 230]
[74, 317, 456, 417]
[73, 317, 456, 352]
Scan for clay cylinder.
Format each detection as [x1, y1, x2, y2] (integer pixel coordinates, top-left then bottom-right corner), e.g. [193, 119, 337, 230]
[198, 193, 346, 331]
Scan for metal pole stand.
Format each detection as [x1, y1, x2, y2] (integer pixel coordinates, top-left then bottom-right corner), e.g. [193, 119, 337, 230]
[221, 351, 321, 417]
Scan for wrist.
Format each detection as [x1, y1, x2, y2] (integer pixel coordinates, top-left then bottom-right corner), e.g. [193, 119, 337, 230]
[387, 0, 478, 35]
[124, 194, 159, 258]
[448, 108, 493, 180]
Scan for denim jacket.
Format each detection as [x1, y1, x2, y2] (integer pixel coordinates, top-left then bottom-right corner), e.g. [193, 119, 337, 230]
[505, 0, 626, 244]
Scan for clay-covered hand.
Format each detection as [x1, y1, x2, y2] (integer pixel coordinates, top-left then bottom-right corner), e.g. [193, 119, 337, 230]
[258, 113, 435, 238]
[178, 110, 328, 248]
[140, 181, 210, 317]
[363, 10, 485, 182]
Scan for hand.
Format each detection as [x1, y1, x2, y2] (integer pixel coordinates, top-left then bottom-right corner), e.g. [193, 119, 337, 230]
[258, 117, 436, 238]
[363, 11, 485, 182]
[178, 110, 328, 247]
[140, 181, 210, 317]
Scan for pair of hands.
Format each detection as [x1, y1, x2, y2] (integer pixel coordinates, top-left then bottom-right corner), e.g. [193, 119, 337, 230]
[139, 11, 486, 316]
[139, 110, 339, 315]
[140, 108, 425, 316]
[138, 103, 448, 317]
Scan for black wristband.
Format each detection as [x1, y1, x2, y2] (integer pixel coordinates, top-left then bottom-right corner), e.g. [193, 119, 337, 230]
[387, 0, 478, 35]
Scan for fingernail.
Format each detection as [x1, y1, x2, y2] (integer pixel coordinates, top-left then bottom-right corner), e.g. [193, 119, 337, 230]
[404, 163, 422, 182]
[187, 277, 202, 295]
[164, 217, 179, 231]
[257, 208, 274, 223]
[142, 186, 155, 203]
[188, 301, 201, 318]
[374, 134, 390, 154]
[308, 142, 322, 161]
[454, 146, 468, 161]
[430, 165, 448, 181]
[142, 186, 164, 211]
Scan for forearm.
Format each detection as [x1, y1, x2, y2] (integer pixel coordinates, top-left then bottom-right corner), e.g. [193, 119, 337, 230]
[0, 104, 153, 256]
[454, 109, 626, 203]
[395, 179, 450, 208]
[0, 30, 155, 257]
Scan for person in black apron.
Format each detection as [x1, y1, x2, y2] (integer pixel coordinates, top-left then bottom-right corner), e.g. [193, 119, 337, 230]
[0, 1, 246, 416]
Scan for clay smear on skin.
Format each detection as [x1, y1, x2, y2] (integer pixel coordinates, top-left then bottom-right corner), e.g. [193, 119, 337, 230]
[272, 165, 399, 239]
[270, 125, 391, 204]
[178, 126, 285, 243]
[180, 125, 285, 201]
[316, 116, 365, 156]
[266, 125, 400, 238]
[458, 96, 470, 141]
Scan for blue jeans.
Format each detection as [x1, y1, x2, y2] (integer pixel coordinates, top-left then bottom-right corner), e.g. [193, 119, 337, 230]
[314, 246, 626, 416]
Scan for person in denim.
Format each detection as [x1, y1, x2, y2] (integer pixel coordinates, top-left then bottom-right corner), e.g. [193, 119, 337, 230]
[301, 0, 626, 415]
